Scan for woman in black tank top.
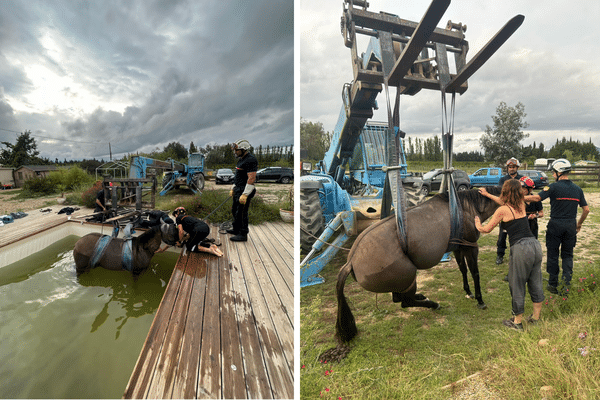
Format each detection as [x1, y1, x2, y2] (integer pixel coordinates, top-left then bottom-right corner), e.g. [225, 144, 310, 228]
[475, 180, 544, 331]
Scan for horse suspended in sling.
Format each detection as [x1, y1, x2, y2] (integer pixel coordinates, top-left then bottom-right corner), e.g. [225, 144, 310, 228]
[335, 187, 501, 343]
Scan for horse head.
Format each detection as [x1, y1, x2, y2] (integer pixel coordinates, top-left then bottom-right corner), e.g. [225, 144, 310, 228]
[159, 222, 178, 246]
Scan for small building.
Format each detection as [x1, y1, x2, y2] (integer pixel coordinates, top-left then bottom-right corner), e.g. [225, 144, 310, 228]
[13, 165, 59, 188]
[0, 167, 15, 189]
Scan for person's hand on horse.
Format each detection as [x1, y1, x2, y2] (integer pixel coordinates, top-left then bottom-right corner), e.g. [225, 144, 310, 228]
[239, 194, 248, 204]
[478, 187, 488, 196]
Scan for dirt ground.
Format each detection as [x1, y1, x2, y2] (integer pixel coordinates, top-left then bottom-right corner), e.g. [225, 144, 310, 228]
[0, 180, 294, 216]
[0, 190, 62, 215]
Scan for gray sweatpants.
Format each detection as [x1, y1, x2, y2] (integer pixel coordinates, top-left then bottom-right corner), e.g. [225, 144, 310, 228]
[508, 237, 544, 316]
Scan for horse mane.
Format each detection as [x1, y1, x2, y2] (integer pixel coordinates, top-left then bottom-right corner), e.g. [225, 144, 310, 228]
[137, 225, 161, 244]
[435, 186, 501, 213]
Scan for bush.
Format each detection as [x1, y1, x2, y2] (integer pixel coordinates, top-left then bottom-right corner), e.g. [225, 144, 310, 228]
[81, 181, 103, 208]
[20, 175, 61, 197]
[50, 166, 94, 191]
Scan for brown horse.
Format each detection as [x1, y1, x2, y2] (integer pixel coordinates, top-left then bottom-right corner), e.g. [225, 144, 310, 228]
[336, 187, 501, 343]
[73, 223, 177, 276]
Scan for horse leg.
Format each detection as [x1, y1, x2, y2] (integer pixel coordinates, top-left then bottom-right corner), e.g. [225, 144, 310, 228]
[462, 246, 487, 310]
[335, 262, 358, 343]
[453, 249, 474, 299]
[393, 279, 440, 310]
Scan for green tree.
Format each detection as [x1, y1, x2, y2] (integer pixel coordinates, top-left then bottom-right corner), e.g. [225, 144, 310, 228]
[479, 102, 529, 165]
[189, 141, 198, 154]
[163, 142, 188, 161]
[300, 119, 331, 161]
[0, 130, 42, 167]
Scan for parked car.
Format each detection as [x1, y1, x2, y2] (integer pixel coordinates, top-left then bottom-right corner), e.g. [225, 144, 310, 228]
[520, 170, 549, 188]
[215, 168, 235, 184]
[468, 167, 503, 186]
[420, 169, 471, 196]
[255, 167, 294, 184]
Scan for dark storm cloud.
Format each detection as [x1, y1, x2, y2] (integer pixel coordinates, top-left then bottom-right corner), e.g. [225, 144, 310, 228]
[0, 0, 293, 160]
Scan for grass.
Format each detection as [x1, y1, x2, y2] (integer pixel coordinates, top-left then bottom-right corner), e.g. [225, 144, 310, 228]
[300, 189, 600, 400]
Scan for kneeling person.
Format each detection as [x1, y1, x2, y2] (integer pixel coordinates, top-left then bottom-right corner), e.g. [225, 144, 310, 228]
[157, 207, 223, 257]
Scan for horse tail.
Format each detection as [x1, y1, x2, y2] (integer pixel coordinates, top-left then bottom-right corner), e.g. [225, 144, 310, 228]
[335, 261, 358, 343]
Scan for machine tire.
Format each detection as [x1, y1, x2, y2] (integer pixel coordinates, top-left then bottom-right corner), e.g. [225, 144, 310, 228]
[280, 176, 291, 184]
[193, 174, 205, 191]
[420, 185, 430, 197]
[403, 181, 427, 207]
[300, 188, 324, 254]
[162, 173, 173, 188]
[457, 184, 469, 191]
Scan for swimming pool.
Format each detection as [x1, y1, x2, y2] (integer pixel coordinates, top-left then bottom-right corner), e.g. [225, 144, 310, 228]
[0, 235, 178, 398]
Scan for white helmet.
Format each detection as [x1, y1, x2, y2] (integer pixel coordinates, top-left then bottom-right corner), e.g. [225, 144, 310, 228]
[232, 139, 251, 151]
[506, 157, 520, 167]
[551, 158, 571, 174]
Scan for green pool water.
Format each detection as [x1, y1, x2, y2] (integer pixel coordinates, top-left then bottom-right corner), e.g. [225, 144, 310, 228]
[0, 235, 178, 399]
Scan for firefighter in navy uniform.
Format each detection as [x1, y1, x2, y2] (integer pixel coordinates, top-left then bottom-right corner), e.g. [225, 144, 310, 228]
[496, 157, 524, 265]
[228, 139, 258, 242]
[525, 159, 589, 294]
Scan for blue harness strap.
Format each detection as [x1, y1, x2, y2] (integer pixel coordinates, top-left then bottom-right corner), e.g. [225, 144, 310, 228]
[121, 224, 135, 272]
[445, 173, 464, 252]
[90, 223, 136, 271]
[90, 235, 113, 268]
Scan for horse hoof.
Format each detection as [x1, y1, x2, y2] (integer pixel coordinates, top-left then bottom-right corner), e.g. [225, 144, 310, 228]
[477, 303, 488, 310]
[465, 294, 474, 299]
[434, 303, 442, 310]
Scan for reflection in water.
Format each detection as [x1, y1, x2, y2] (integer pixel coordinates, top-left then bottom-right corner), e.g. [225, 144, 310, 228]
[77, 258, 172, 339]
[0, 236, 178, 399]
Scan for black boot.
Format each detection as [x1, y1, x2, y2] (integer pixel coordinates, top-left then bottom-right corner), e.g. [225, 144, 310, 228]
[226, 229, 238, 235]
[230, 234, 247, 242]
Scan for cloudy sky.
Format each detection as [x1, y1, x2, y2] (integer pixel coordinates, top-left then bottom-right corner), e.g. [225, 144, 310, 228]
[301, 0, 600, 155]
[0, 0, 293, 161]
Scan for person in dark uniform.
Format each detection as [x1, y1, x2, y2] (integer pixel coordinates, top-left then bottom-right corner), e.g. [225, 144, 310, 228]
[156, 207, 223, 256]
[477, 180, 544, 330]
[227, 139, 258, 242]
[93, 183, 111, 222]
[496, 157, 524, 265]
[520, 176, 544, 238]
[525, 158, 589, 294]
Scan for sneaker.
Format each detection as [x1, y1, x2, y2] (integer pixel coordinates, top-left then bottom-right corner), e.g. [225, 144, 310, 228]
[546, 284, 558, 294]
[226, 229, 238, 235]
[503, 318, 523, 331]
[230, 234, 247, 242]
[526, 315, 539, 325]
[496, 256, 504, 265]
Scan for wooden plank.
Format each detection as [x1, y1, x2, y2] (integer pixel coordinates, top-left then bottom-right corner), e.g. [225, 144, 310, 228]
[170, 255, 208, 399]
[228, 240, 274, 399]
[217, 231, 248, 399]
[256, 223, 293, 281]
[237, 238, 294, 398]
[197, 244, 222, 398]
[145, 255, 197, 399]
[251, 225, 293, 303]
[263, 222, 294, 251]
[123, 251, 187, 399]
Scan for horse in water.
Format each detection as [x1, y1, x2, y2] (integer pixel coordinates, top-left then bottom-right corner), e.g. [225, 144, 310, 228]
[73, 223, 177, 276]
[336, 187, 501, 343]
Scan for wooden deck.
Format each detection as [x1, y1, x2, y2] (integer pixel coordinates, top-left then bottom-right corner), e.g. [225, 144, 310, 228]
[0, 207, 94, 250]
[123, 221, 294, 399]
